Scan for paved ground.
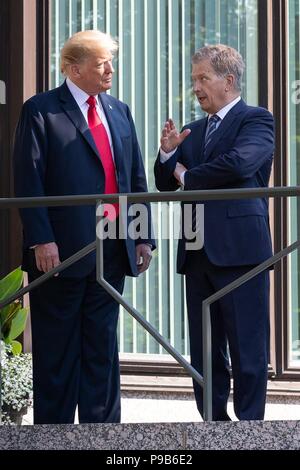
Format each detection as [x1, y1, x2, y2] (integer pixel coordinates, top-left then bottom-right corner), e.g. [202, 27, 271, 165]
[21, 395, 300, 425]
[123, 397, 300, 422]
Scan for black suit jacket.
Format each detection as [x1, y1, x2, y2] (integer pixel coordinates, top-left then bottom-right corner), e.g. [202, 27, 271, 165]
[14, 81, 155, 277]
[154, 100, 274, 273]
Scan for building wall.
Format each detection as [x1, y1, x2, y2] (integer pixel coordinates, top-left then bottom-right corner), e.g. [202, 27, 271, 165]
[1, 0, 300, 376]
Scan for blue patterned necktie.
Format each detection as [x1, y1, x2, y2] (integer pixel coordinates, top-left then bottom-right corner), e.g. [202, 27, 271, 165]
[204, 114, 221, 154]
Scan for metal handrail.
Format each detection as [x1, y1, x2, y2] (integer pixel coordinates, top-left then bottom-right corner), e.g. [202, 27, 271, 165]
[202, 240, 300, 421]
[0, 242, 96, 310]
[1, 186, 300, 208]
[0, 185, 298, 422]
[95, 202, 204, 387]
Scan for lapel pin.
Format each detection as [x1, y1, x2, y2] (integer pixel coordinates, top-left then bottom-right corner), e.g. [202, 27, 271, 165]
[109, 104, 113, 110]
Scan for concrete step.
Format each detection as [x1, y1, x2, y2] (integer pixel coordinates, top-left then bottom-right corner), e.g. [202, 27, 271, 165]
[1, 420, 300, 450]
[3, 377, 300, 450]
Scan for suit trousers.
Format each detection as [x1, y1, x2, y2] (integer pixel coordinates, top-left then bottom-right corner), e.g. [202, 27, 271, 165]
[28, 237, 129, 424]
[185, 249, 270, 421]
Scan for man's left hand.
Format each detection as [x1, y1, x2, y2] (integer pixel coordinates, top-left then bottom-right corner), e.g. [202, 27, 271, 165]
[173, 162, 187, 184]
[136, 244, 152, 273]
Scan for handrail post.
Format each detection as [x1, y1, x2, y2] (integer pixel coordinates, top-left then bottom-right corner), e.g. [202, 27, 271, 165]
[95, 202, 205, 388]
[96, 200, 104, 282]
[202, 301, 213, 421]
[201, 240, 300, 423]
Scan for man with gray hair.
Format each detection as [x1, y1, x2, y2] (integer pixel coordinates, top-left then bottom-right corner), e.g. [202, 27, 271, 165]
[155, 44, 274, 421]
[14, 30, 154, 424]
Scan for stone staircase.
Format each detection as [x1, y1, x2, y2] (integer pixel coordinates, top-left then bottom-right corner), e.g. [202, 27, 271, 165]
[1, 420, 300, 450]
[1, 369, 300, 450]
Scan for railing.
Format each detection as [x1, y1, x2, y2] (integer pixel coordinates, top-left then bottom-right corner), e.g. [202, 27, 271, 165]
[1, 185, 300, 422]
[202, 240, 300, 420]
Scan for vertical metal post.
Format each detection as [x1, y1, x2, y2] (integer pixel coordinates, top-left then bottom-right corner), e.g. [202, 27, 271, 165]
[95, 202, 204, 387]
[96, 201, 104, 282]
[202, 300, 213, 421]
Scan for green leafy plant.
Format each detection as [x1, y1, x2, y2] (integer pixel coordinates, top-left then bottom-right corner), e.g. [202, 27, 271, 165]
[0, 267, 28, 355]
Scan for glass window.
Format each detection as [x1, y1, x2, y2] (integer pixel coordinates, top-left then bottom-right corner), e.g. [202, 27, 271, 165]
[287, 0, 300, 367]
[50, 0, 258, 356]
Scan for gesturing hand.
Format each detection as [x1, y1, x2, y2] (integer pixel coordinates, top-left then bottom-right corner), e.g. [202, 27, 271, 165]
[160, 119, 191, 153]
[34, 242, 61, 275]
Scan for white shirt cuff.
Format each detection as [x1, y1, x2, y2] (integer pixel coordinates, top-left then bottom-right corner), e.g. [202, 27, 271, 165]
[159, 147, 177, 163]
[180, 170, 186, 187]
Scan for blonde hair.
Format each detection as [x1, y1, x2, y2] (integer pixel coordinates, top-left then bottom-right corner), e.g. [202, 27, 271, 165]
[60, 30, 118, 74]
[192, 44, 245, 91]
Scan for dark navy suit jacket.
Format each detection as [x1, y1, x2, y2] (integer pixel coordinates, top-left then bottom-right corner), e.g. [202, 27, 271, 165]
[14, 81, 155, 277]
[154, 99, 274, 273]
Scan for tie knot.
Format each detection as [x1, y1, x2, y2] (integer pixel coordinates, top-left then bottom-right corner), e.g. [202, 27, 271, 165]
[87, 95, 97, 107]
[209, 114, 220, 124]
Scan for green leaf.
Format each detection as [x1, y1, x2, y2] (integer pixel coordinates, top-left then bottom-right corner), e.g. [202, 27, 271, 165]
[0, 267, 23, 302]
[0, 269, 27, 352]
[2, 320, 12, 340]
[9, 308, 28, 341]
[1, 302, 21, 327]
[11, 340, 22, 355]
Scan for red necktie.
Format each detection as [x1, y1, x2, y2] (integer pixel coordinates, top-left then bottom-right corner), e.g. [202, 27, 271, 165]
[87, 95, 119, 220]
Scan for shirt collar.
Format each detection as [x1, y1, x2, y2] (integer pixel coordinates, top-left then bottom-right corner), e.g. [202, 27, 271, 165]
[210, 95, 241, 121]
[66, 77, 100, 107]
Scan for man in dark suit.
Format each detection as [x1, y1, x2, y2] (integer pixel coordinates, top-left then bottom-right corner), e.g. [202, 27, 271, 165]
[155, 45, 274, 421]
[14, 30, 154, 424]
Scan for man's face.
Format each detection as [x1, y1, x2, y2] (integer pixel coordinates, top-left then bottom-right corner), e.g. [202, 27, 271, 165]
[75, 47, 114, 95]
[192, 59, 230, 114]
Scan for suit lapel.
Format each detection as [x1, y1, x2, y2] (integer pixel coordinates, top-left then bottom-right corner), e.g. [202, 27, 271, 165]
[59, 81, 101, 159]
[191, 120, 207, 165]
[203, 99, 247, 161]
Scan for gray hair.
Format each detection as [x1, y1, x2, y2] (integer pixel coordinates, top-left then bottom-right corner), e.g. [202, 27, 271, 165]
[192, 44, 245, 91]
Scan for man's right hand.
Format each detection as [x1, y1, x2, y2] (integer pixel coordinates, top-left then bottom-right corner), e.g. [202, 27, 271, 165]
[160, 118, 191, 153]
[34, 242, 61, 275]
